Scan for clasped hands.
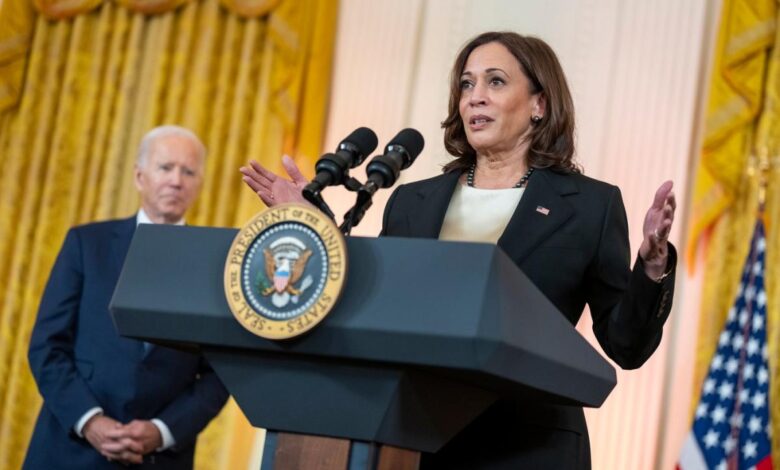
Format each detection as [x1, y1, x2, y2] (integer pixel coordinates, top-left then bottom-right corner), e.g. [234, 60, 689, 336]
[83, 415, 162, 465]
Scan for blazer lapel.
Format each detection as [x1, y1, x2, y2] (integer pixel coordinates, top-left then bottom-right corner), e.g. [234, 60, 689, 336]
[498, 169, 577, 264]
[408, 171, 461, 238]
[110, 217, 146, 358]
[110, 217, 137, 277]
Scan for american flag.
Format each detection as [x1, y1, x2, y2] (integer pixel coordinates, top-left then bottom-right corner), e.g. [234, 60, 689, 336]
[678, 220, 773, 469]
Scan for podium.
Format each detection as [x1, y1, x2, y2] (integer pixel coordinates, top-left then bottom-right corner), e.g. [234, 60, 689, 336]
[110, 225, 616, 469]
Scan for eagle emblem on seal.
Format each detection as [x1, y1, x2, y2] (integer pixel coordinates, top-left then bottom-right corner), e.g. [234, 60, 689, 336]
[259, 236, 314, 308]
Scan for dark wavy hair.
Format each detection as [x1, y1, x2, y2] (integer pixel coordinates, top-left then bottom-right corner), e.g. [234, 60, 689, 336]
[442, 31, 580, 174]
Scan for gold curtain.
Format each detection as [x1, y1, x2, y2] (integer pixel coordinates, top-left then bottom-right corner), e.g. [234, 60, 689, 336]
[689, 0, 780, 464]
[0, 0, 337, 468]
[686, 0, 775, 267]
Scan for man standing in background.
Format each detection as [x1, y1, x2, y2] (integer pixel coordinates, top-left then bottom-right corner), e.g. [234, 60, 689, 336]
[24, 126, 228, 469]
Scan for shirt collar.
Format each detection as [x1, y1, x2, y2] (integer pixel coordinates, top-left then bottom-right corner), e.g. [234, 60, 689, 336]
[137, 209, 185, 226]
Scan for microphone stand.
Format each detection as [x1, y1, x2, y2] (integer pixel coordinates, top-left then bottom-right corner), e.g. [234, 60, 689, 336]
[302, 176, 367, 235]
[302, 190, 336, 220]
[339, 181, 379, 235]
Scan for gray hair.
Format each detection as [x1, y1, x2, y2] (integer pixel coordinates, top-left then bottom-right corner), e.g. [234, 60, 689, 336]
[136, 125, 207, 167]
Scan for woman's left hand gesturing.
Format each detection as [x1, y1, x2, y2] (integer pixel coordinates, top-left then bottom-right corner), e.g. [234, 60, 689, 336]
[639, 180, 676, 280]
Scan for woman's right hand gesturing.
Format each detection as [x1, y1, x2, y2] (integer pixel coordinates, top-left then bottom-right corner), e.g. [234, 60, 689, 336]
[240, 155, 310, 207]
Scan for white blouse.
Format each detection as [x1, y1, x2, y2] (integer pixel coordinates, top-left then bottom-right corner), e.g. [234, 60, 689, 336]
[438, 183, 525, 244]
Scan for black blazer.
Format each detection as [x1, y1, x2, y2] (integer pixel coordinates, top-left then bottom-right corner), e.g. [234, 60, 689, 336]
[381, 169, 676, 469]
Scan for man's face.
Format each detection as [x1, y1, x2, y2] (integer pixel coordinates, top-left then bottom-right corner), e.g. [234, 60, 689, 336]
[134, 134, 204, 224]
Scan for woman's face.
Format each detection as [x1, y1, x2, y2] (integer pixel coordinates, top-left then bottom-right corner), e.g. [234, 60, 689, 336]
[458, 42, 544, 157]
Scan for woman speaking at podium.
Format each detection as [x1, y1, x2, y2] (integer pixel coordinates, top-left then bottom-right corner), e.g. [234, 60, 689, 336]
[241, 31, 677, 470]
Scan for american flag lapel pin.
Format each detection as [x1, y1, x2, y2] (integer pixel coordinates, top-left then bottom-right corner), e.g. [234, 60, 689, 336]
[536, 206, 550, 216]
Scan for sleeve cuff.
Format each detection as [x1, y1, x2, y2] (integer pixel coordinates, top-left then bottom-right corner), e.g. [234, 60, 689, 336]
[74, 407, 103, 437]
[151, 418, 176, 451]
[637, 243, 678, 284]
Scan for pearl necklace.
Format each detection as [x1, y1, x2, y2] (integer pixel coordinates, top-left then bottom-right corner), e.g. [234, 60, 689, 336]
[466, 165, 534, 189]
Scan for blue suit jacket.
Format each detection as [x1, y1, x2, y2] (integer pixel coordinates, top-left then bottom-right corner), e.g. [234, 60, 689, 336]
[24, 217, 229, 470]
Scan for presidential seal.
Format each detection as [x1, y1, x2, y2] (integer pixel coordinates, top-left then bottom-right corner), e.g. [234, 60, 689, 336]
[224, 204, 347, 339]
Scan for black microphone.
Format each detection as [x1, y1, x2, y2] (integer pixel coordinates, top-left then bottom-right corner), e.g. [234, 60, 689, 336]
[363, 128, 425, 194]
[303, 127, 378, 199]
[339, 128, 425, 234]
